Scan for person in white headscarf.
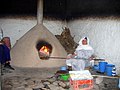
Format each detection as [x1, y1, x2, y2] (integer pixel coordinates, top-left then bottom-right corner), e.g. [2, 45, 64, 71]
[66, 37, 94, 71]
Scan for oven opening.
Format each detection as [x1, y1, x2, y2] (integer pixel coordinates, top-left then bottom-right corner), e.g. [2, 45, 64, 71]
[36, 40, 52, 60]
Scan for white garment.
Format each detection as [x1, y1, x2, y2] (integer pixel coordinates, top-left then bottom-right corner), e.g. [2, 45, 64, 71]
[66, 37, 94, 71]
[66, 59, 85, 71]
[76, 37, 93, 51]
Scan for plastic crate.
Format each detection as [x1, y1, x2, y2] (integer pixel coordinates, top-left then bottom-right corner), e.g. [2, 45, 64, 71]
[70, 79, 93, 90]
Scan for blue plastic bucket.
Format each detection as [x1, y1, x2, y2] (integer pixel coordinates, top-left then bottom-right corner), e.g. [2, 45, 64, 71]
[99, 61, 107, 73]
[106, 64, 115, 76]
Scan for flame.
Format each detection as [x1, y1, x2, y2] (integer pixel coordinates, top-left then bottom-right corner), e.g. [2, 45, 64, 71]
[40, 46, 50, 55]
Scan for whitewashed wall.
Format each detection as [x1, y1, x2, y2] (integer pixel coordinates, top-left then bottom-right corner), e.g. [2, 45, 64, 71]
[0, 17, 120, 74]
[0, 18, 37, 47]
[0, 17, 66, 47]
[68, 18, 120, 74]
[44, 19, 67, 35]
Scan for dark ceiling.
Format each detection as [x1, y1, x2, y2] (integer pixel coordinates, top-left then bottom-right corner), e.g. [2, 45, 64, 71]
[0, 0, 120, 20]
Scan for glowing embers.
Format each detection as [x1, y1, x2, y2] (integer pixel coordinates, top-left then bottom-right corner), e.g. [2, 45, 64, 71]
[36, 40, 52, 60]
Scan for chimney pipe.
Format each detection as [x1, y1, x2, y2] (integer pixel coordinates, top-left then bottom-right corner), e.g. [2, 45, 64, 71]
[37, 0, 43, 24]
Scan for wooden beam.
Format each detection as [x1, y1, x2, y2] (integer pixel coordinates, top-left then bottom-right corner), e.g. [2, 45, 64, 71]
[92, 75, 120, 79]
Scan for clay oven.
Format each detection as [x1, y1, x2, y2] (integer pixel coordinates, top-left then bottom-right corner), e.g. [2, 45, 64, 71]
[10, 0, 67, 68]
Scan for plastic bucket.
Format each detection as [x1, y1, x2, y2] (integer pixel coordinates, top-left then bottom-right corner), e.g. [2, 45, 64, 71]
[99, 61, 107, 73]
[106, 64, 115, 76]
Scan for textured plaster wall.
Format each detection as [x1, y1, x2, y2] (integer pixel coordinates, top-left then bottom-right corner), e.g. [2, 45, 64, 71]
[68, 18, 120, 74]
[0, 18, 37, 47]
[0, 17, 120, 74]
[0, 18, 66, 47]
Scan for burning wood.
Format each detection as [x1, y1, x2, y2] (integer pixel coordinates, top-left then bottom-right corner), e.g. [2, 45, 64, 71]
[39, 46, 50, 59]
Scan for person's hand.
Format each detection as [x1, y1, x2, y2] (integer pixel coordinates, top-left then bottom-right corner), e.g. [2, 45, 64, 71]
[67, 54, 72, 59]
[88, 57, 93, 60]
[89, 55, 95, 60]
[67, 53, 77, 59]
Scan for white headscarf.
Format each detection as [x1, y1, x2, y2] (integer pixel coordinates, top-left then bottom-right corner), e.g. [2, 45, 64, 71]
[76, 37, 93, 51]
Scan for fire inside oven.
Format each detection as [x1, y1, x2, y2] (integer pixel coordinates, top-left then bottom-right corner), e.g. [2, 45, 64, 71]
[36, 40, 52, 60]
